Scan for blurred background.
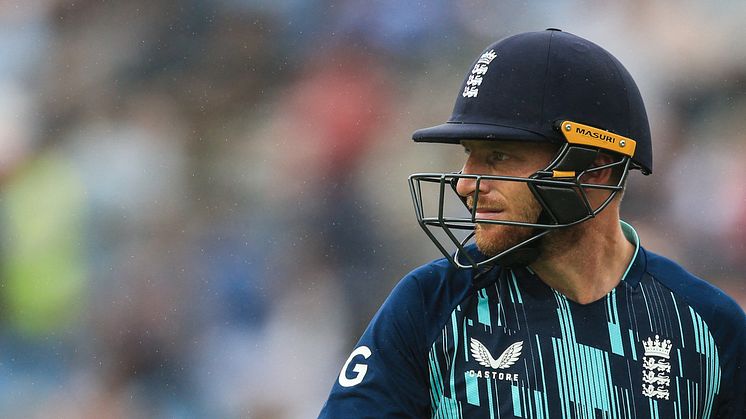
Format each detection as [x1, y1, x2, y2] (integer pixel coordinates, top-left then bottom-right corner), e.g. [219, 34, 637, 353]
[0, 0, 744, 417]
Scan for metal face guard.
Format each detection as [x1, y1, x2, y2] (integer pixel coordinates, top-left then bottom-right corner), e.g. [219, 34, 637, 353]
[408, 154, 630, 269]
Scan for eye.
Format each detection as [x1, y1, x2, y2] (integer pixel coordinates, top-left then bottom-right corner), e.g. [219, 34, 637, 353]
[487, 151, 509, 165]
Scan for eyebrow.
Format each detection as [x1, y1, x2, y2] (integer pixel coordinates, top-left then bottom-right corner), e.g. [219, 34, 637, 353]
[461, 140, 519, 151]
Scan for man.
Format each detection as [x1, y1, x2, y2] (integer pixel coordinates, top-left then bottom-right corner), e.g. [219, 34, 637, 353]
[319, 29, 746, 418]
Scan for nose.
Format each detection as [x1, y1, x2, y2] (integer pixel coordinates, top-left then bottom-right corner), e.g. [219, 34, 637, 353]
[455, 158, 488, 199]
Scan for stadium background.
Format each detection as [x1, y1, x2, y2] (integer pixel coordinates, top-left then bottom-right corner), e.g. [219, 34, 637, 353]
[0, 1, 744, 417]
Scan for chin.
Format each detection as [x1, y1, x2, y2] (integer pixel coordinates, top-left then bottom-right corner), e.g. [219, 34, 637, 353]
[474, 223, 535, 257]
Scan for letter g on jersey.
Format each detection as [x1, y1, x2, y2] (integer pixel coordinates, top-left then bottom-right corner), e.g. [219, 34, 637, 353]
[338, 346, 372, 387]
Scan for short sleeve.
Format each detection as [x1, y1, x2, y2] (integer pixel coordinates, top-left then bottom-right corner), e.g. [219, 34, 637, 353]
[710, 297, 746, 418]
[318, 273, 431, 418]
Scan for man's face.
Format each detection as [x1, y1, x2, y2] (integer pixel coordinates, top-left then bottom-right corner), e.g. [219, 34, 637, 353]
[455, 140, 558, 257]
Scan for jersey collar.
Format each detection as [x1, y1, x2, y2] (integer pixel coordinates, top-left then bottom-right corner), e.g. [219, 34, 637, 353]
[515, 220, 647, 288]
[620, 220, 646, 287]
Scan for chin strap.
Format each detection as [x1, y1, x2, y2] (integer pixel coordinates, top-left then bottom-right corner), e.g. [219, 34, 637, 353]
[469, 247, 537, 291]
[496, 207, 558, 267]
[448, 173, 552, 269]
[498, 245, 542, 267]
[453, 227, 551, 270]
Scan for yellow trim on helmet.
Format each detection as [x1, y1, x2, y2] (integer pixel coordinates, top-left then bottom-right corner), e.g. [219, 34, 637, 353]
[559, 120, 636, 157]
[552, 170, 576, 178]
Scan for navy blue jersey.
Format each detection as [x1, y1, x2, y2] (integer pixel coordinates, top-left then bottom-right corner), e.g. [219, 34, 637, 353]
[319, 224, 746, 418]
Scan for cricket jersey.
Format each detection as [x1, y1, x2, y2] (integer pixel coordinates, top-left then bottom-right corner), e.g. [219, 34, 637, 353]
[319, 223, 746, 418]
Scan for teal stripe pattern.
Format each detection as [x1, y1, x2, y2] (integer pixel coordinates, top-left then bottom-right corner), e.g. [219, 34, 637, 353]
[608, 321, 624, 356]
[449, 308, 461, 410]
[534, 335, 550, 419]
[510, 271, 524, 304]
[423, 258, 726, 419]
[477, 289, 492, 330]
[429, 333, 464, 419]
[533, 389, 544, 419]
[628, 329, 638, 361]
[675, 376, 682, 419]
[511, 384, 522, 417]
[551, 291, 622, 418]
[429, 342, 444, 412]
[434, 396, 462, 419]
[648, 398, 659, 419]
[689, 307, 721, 419]
[486, 375, 495, 419]
[465, 371, 480, 406]
[463, 316, 469, 362]
[670, 292, 685, 348]
[607, 291, 625, 356]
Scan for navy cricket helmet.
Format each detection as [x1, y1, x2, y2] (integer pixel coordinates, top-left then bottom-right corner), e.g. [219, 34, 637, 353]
[409, 29, 652, 269]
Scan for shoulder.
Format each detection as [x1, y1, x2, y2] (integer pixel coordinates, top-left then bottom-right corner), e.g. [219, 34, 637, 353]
[387, 255, 474, 319]
[375, 254, 478, 348]
[318, 256, 479, 418]
[642, 247, 746, 353]
[404, 256, 473, 299]
[643, 248, 745, 324]
[404, 244, 487, 289]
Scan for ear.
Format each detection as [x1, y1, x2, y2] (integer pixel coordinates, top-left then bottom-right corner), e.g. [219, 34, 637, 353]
[581, 152, 616, 184]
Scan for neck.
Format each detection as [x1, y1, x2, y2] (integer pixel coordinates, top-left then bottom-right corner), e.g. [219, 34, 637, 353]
[528, 212, 635, 305]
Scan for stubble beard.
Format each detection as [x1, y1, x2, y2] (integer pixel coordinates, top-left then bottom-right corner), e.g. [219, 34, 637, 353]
[470, 194, 544, 258]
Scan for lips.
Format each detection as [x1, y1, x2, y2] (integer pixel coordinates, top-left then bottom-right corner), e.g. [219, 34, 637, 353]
[465, 197, 505, 219]
[473, 208, 503, 219]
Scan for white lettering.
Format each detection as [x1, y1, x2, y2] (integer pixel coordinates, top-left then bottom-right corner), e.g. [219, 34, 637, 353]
[338, 346, 372, 387]
[467, 369, 518, 382]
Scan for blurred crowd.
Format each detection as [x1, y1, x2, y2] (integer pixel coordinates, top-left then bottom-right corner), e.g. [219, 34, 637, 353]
[0, 0, 744, 417]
